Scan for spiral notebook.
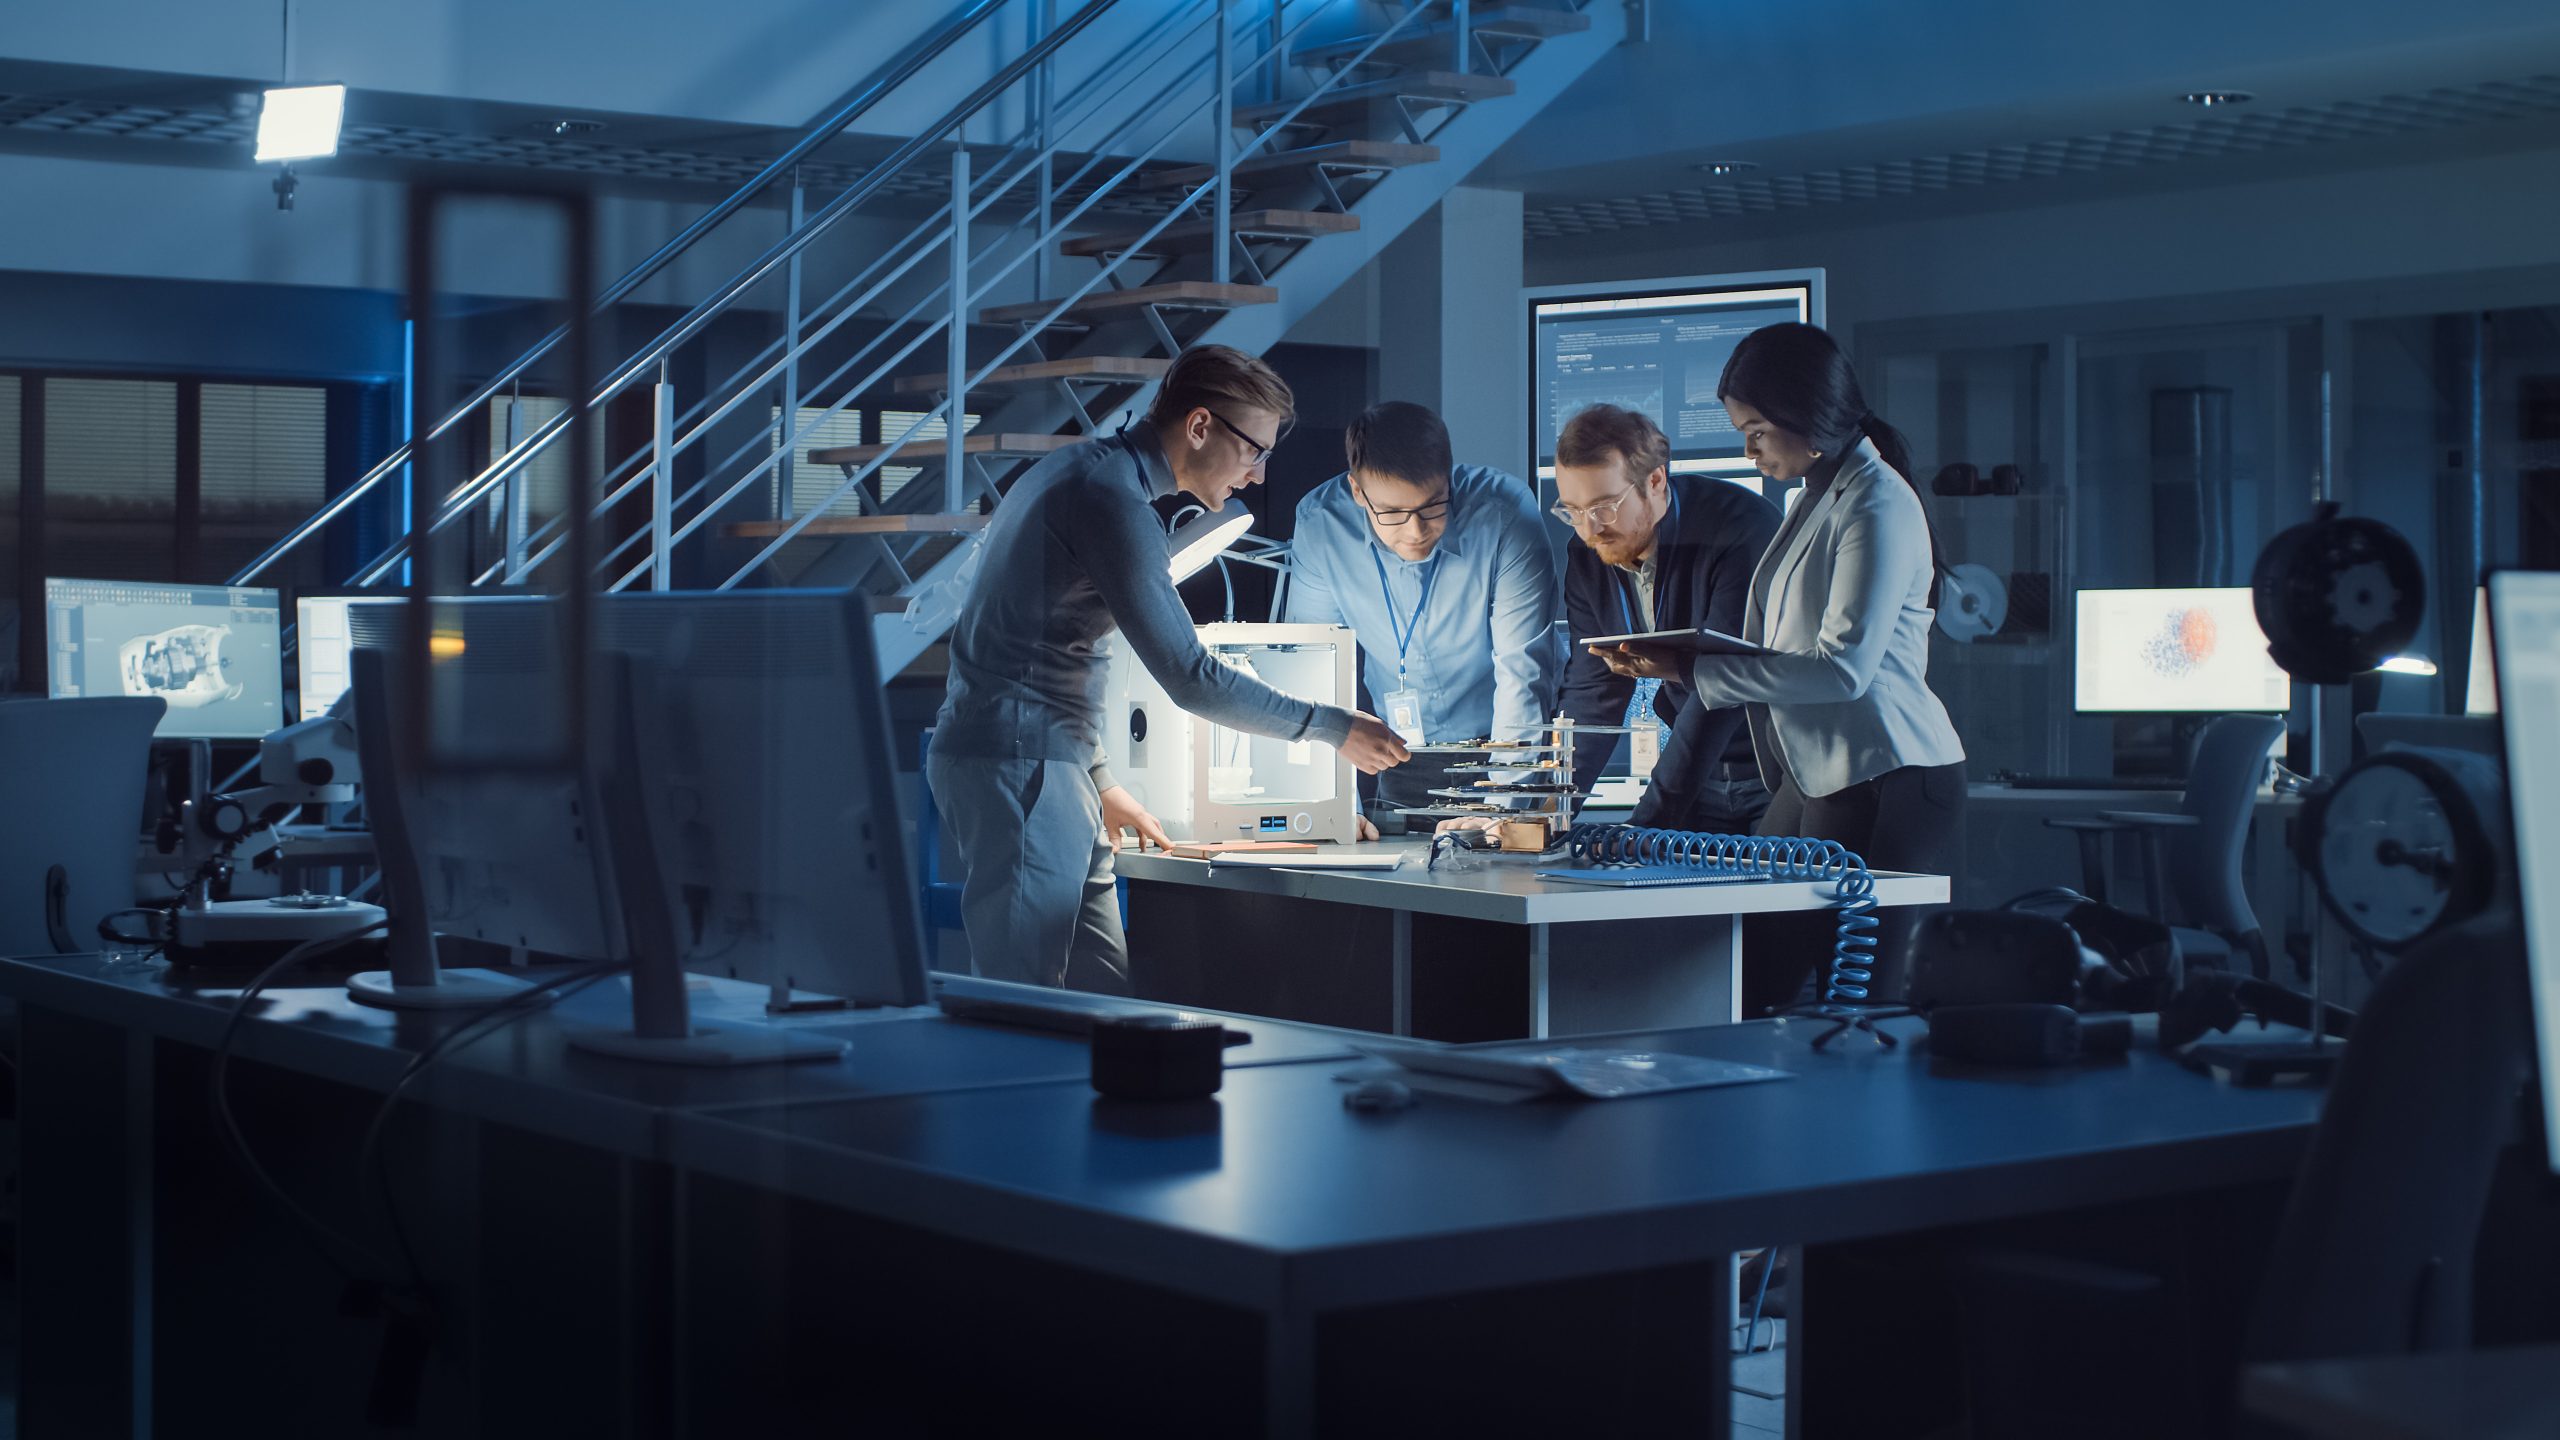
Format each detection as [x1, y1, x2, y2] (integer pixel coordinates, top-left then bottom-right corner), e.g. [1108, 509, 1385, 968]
[1537, 865, 1776, 889]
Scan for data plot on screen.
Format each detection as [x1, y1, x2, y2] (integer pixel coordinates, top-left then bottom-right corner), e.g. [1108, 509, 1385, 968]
[2074, 587, 2292, 714]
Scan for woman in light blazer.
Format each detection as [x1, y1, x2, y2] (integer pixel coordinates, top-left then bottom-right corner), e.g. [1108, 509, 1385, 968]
[1595, 322, 1965, 1014]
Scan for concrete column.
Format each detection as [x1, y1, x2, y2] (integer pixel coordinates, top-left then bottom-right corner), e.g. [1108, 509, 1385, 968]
[1376, 186, 1527, 480]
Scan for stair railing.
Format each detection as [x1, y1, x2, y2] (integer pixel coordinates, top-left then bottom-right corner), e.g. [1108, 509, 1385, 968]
[228, 0, 1031, 588]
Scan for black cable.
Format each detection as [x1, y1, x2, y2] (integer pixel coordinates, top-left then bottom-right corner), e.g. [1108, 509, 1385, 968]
[356, 962, 631, 1302]
[207, 923, 399, 1282]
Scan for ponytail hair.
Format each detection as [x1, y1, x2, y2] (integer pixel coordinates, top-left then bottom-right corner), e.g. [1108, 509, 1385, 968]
[1719, 322, 1944, 604]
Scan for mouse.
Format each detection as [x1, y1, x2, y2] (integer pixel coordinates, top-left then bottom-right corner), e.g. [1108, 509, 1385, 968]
[1343, 1076, 1415, 1113]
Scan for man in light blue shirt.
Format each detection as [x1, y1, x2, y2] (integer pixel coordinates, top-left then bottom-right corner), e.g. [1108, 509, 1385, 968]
[1284, 401, 1563, 832]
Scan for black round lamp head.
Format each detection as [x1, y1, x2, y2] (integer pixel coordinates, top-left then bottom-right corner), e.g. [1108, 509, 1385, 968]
[2251, 502, 2427, 684]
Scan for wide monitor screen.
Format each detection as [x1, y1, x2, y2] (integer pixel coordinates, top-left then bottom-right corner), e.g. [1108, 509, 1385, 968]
[45, 577, 284, 739]
[2073, 587, 2292, 714]
[2488, 571, 2560, 1174]
[1528, 271, 1822, 483]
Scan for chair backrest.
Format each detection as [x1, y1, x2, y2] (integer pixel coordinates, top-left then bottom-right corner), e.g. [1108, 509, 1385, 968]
[0, 696, 166, 954]
[2244, 925, 2532, 1362]
[2355, 713, 2502, 760]
[2167, 714, 2285, 935]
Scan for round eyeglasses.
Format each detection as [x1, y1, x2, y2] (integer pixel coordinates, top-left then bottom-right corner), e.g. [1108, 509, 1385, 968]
[1551, 481, 1641, 529]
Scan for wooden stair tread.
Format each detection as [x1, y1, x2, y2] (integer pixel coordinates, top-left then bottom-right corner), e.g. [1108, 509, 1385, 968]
[1294, 5, 1590, 65]
[808, 432, 1077, 466]
[1058, 209, 1358, 259]
[722, 513, 991, 539]
[889, 356, 1169, 397]
[979, 280, 1278, 327]
[1234, 71, 1515, 126]
[1140, 140, 1439, 190]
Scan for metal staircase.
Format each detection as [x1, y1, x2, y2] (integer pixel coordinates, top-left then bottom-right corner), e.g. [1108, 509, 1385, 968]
[231, 0, 1629, 678]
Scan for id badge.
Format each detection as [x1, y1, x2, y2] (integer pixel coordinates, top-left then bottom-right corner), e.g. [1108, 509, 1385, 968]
[1382, 688, 1426, 747]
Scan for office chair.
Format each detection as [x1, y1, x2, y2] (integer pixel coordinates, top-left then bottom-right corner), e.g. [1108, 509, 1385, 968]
[2043, 713, 2284, 978]
[0, 696, 166, 956]
[1951, 923, 2532, 1438]
[2242, 926, 2531, 1361]
[2353, 712, 2501, 761]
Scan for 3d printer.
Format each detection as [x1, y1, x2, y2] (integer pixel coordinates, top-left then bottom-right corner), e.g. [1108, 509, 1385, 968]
[1098, 623, 1360, 843]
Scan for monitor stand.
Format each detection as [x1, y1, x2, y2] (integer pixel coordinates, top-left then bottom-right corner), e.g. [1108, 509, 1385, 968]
[345, 925, 543, 1010]
[556, 916, 848, 1066]
[559, 652, 847, 1067]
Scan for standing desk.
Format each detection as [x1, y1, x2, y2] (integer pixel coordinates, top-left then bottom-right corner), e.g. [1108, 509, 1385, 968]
[1115, 837, 1950, 1040]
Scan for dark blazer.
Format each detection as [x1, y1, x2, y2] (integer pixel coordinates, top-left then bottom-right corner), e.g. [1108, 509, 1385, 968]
[1560, 473, 1783, 827]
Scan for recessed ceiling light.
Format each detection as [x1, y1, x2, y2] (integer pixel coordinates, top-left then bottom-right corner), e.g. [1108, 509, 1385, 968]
[2179, 90, 2255, 107]
[1694, 160, 1758, 176]
[545, 118, 606, 138]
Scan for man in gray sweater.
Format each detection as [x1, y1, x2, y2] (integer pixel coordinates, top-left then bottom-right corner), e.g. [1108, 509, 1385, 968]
[927, 345, 1409, 990]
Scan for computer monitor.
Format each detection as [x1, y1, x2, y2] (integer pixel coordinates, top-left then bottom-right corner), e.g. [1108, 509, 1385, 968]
[2072, 587, 2293, 714]
[1527, 269, 1824, 488]
[295, 594, 404, 720]
[593, 589, 930, 1020]
[342, 598, 605, 1010]
[2488, 571, 2560, 1173]
[44, 577, 284, 739]
[2466, 586, 2498, 716]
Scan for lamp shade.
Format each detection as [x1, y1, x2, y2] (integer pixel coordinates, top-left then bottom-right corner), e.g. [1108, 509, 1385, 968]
[1168, 507, 1253, 583]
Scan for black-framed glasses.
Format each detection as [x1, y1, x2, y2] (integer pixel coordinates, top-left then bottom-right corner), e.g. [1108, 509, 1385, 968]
[1209, 410, 1283, 465]
[1551, 480, 1641, 530]
[1352, 478, 1452, 528]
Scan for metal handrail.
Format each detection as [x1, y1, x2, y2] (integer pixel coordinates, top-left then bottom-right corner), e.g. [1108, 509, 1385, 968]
[280, 0, 1449, 600]
[478, 1, 1228, 588]
[708, 0, 1435, 583]
[330, 0, 1130, 588]
[228, 0, 1057, 586]
[430, 0, 1249, 592]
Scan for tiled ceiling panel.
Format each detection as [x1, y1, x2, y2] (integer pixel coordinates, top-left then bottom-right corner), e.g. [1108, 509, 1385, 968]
[1523, 74, 2560, 239]
[0, 92, 1172, 215]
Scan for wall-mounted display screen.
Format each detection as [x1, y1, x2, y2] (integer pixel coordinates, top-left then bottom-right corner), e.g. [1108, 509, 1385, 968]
[1527, 271, 1823, 483]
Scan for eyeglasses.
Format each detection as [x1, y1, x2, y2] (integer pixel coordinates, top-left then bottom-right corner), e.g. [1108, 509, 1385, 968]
[1209, 410, 1283, 466]
[1353, 479, 1452, 528]
[1551, 481, 1641, 530]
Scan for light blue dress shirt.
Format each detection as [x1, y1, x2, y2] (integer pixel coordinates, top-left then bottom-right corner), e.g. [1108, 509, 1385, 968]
[1283, 464, 1563, 744]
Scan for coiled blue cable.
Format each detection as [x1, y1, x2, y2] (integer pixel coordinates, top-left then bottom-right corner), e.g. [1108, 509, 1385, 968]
[1566, 823, 1880, 1005]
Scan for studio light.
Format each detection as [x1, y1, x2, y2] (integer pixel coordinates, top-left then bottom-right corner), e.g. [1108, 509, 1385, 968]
[255, 83, 345, 162]
[2376, 654, 2440, 677]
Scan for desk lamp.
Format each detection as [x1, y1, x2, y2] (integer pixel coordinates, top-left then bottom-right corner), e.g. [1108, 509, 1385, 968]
[1168, 507, 1254, 583]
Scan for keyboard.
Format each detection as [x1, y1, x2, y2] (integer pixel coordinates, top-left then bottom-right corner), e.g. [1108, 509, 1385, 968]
[1994, 776, 2183, 791]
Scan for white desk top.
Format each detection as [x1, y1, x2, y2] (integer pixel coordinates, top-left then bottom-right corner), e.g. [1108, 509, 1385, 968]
[1115, 839, 1949, 925]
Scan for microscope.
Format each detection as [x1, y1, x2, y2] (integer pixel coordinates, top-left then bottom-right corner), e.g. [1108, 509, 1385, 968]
[155, 713, 387, 965]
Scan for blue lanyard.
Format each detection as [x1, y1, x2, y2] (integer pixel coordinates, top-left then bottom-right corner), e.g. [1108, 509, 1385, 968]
[1370, 545, 1443, 684]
